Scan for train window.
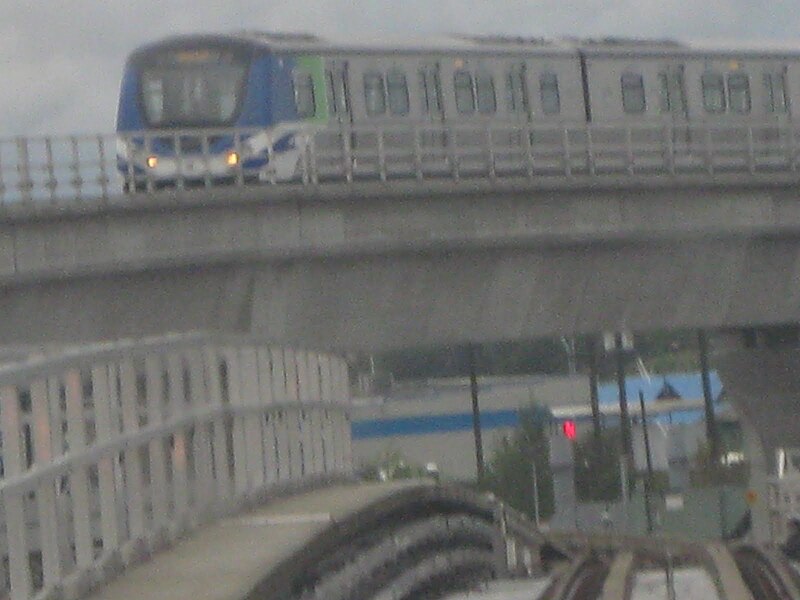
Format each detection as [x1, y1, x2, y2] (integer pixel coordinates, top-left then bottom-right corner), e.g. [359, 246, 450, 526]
[764, 72, 789, 113]
[658, 74, 672, 112]
[293, 72, 316, 118]
[658, 68, 688, 116]
[621, 73, 646, 113]
[419, 66, 443, 114]
[476, 72, 497, 114]
[454, 70, 475, 113]
[727, 73, 751, 113]
[539, 72, 561, 115]
[701, 72, 726, 113]
[363, 72, 386, 116]
[506, 66, 529, 114]
[326, 69, 350, 116]
[387, 70, 410, 115]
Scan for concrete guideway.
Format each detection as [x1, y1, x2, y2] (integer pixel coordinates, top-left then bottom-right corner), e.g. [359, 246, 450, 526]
[1, 176, 800, 348]
[84, 481, 426, 600]
[83, 480, 551, 600]
[531, 539, 800, 600]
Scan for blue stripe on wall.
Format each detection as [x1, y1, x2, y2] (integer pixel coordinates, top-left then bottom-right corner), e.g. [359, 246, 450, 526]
[352, 409, 520, 440]
[352, 407, 708, 440]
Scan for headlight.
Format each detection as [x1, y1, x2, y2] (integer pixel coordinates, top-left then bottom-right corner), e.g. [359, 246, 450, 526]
[226, 151, 240, 166]
[146, 156, 158, 169]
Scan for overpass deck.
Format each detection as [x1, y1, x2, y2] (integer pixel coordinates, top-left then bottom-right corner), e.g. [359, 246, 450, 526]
[85, 480, 427, 600]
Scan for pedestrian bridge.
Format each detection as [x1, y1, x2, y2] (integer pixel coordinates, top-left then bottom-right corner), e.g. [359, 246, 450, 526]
[2, 121, 800, 349]
[0, 333, 564, 600]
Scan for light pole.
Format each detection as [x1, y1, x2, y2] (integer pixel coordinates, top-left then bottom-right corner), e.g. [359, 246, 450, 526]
[532, 458, 541, 527]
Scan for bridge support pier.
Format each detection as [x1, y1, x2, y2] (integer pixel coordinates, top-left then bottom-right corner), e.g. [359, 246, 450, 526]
[715, 326, 800, 543]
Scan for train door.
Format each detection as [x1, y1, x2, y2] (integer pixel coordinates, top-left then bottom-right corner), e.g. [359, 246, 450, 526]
[657, 64, 690, 152]
[761, 65, 791, 163]
[448, 58, 500, 175]
[418, 62, 448, 174]
[501, 62, 532, 174]
[321, 60, 353, 179]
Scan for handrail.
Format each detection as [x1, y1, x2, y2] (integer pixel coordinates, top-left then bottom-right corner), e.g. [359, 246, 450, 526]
[1, 120, 798, 205]
[0, 334, 351, 600]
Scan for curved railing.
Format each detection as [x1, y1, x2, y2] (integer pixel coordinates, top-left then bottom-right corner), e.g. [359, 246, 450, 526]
[1, 120, 799, 204]
[0, 334, 351, 600]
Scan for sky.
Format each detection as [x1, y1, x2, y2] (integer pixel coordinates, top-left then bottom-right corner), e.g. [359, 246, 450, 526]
[1, 1, 800, 137]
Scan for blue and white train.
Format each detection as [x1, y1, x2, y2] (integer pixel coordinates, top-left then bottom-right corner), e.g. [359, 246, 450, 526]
[116, 32, 800, 188]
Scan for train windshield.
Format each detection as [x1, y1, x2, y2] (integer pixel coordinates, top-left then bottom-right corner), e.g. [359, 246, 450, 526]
[139, 48, 249, 127]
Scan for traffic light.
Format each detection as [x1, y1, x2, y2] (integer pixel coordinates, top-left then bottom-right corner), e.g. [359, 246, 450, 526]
[562, 420, 577, 441]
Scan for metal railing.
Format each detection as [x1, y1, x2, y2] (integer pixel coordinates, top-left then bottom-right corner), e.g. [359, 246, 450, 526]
[0, 334, 351, 600]
[1, 120, 799, 205]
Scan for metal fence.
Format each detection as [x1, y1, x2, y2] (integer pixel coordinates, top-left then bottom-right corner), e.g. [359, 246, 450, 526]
[0, 334, 351, 600]
[1, 120, 799, 205]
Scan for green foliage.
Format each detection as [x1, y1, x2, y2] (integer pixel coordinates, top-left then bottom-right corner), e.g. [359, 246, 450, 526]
[690, 440, 750, 487]
[361, 450, 428, 481]
[366, 330, 707, 383]
[482, 404, 555, 520]
[573, 429, 625, 502]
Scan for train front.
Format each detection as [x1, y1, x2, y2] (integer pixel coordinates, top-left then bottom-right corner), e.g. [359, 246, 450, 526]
[116, 38, 263, 190]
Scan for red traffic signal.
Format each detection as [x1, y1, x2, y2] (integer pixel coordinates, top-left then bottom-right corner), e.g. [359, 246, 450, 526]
[562, 420, 577, 441]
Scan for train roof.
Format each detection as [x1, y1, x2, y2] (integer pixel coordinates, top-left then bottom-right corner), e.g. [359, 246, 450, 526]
[131, 31, 800, 60]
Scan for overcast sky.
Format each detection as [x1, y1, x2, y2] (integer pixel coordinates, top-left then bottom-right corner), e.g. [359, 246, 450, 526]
[1, 1, 799, 137]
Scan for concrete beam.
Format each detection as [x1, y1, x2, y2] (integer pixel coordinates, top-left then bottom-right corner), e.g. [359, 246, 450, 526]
[1, 179, 800, 348]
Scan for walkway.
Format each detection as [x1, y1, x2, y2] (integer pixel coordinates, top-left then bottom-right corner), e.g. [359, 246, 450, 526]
[85, 481, 425, 600]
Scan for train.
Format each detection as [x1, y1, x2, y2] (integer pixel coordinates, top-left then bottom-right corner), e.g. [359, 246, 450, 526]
[115, 32, 800, 188]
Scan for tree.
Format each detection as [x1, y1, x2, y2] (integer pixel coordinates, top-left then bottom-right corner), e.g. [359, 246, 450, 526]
[482, 404, 555, 520]
[573, 429, 625, 502]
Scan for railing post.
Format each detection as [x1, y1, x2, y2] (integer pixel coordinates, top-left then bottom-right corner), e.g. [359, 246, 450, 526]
[342, 127, 353, 183]
[44, 138, 57, 203]
[449, 126, 460, 181]
[318, 354, 335, 474]
[119, 360, 146, 545]
[92, 364, 121, 556]
[377, 128, 387, 182]
[144, 355, 170, 537]
[233, 130, 245, 187]
[586, 126, 596, 176]
[486, 126, 496, 180]
[413, 125, 423, 181]
[64, 370, 94, 571]
[283, 350, 304, 479]
[524, 125, 534, 178]
[165, 354, 189, 528]
[16, 137, 33, 203]
[747, 125, 756, 174]
[664, 123, 676, 175]
[704, 126, 715, 175]
[295, 351, 314, 476]
[30, 379, 63, 591]
[2, 385, 32, 600]
[203, 347, 232, 502]
[625, 126, 635, 175]
[270, 348, 292, 481]
[256, 346, 277, 485]
[222, 349, 250, 495]
[562, 128, 572, 177]
[307, 134, 319, 184]
[186, 349, 215, 511]
[240, 347, 266, 490]
[96, 135, 110, 202]
[200, 133, 212, 189]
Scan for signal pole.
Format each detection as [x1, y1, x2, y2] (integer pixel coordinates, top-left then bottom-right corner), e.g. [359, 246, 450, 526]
[468, 345, 485, 482]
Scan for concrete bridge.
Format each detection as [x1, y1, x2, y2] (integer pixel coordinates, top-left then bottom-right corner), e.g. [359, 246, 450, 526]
[0, 333, 564, 600]
[2, 121, 800, 597]
[2, 121, 800, 349]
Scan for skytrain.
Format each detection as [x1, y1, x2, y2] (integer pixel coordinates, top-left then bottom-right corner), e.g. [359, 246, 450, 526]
[115, 32, 799, 189]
